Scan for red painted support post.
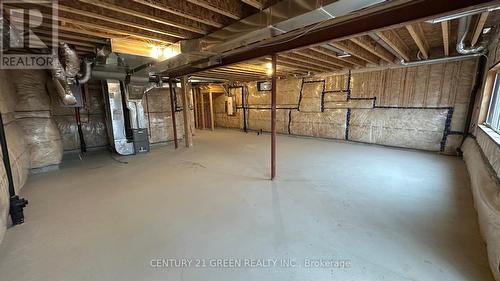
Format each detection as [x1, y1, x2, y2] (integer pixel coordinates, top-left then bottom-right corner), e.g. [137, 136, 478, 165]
[168, 79, 178, 149]
[271, 54, 277, 180]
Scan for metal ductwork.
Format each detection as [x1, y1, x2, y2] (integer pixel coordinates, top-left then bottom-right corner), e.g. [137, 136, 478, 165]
[457, 16, 487, 54]
[399, 53, 484, 66]
[50, 43, 93, 106]
[92, 53, 153, 155]
[146, 0, 385, 76]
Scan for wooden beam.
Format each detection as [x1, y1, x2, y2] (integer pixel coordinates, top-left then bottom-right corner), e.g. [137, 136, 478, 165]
[56, 13, 175, 43]
[209, 91, 214, 131]
[187, 0, 248, 20]
[471, 11, 490, 46]
[295, 49, 354, 69]
[242, 0, 264, 10]
[206, 68, 263, 78]
[350, 36, 395, 63]
[180, 76, 193, 147]
[6, 5, 175, 43]
[200, 91, 206, 128]
[79, 0, 209, 35]
[197, 72, 256, 81]
[267, 57, 324, 73]
[330, 41, 380, 65]
[376, 30, 411, 62]
[54, 1, 191, 39]
[441, 21, 450, 56]
[405, 23, 429, 59]
[34, 28, 107, 44]
[280, 53, 340, 71]
[132, 0, 228, 28]
[32, 35, 98, 48]
[311, 46, 366, 67]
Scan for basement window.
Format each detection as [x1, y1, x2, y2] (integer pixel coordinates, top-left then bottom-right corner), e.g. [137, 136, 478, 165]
[486, 72, 500, 133]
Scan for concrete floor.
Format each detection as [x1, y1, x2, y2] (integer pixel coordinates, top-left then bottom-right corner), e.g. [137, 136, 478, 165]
[0, 129, 493, 281]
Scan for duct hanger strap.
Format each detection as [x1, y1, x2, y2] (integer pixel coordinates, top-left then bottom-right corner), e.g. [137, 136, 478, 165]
[0, 113, 28, 225]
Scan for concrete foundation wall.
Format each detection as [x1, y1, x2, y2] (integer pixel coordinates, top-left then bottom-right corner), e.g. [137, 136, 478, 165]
[214, 59, 478, 153]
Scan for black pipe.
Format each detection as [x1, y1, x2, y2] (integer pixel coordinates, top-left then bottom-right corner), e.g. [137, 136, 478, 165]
[462, 55, 488, 146]
[0, 113, 28, 225]
[75, 107, 87, 153]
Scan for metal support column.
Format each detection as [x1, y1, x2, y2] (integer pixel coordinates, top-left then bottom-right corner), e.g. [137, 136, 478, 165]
[168, 79, 178, 149]
[271, 54, 277, 180]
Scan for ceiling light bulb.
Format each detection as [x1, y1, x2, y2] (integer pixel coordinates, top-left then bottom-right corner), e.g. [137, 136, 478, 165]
[163, 47, 179, 59]
[150, 46, 160, 59]
[266, 68, 273, 76]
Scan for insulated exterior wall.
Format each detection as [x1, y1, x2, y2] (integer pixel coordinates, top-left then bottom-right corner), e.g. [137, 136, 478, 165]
[142, 87, 194, 144]
[462, 138, 500, 281]
[349, 108, 448, 150]
[12, 70, 63, 168]
[50, 81, 108, 151]
[0, 70, 30, 243]
[213, 59, 478, 153]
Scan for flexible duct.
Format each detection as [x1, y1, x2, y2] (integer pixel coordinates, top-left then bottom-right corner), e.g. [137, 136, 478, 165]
[77, 61, 92, 84]
[51, 57, 77, 105]
[457, 16, 486, 54]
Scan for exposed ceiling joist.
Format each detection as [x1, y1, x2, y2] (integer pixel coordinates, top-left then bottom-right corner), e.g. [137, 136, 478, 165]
[241, 0, 264, 10]
[34, 29, 107, 44]
[376, 30, 411, 62]
[278, 55, 338, 72]
[311, 46, 366, 67]
[53, 1, 189, 39]
[31, 35, 98, 48]
[471, 11, 490, 46]
[294, 49, 353, 69]
[405, 23, 430, 59]
[6, 5, 175, 43]
[187, 0, 247, 19]
[79, 0, 209, 35]
[330, 41, 380, 65]
[262, 59, 318, 74]
[350, 36, 396, 63]
[132, 0, 227, 28]
[280, 53, 341, 71]
[441, 21, 450, 56]
[56, 13, 174, 43]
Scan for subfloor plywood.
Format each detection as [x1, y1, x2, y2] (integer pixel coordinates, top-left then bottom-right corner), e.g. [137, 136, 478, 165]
[0, 129, 493, 281]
